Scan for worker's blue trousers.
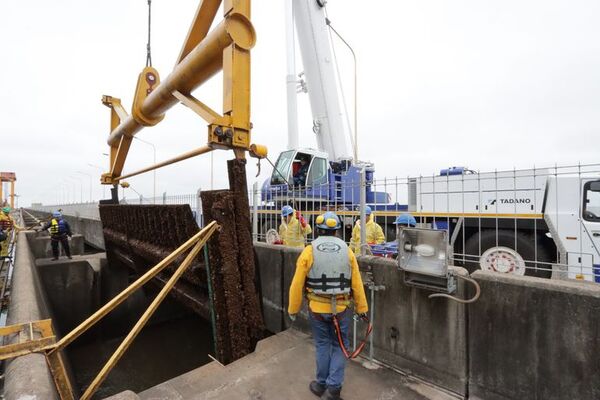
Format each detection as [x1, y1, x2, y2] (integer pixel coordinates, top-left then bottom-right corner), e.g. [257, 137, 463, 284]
[310, 309, 350, 390]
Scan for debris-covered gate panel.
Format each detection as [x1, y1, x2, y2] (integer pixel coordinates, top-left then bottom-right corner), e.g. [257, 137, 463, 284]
[99, 159, 265, 364]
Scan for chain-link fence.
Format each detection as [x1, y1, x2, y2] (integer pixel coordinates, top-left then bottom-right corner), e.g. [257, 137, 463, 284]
[252, 163, 600, 282]
[28, 164, 600, 282]
[29, 191, 202, 225]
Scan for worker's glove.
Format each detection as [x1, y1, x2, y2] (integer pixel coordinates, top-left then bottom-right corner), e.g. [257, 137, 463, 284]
[273, 240, 284, 245]
[357, 313, 369, 321]
[299, 216, 307, 228]
[295, 211, 307, 228]
[288, 313, 297, 322]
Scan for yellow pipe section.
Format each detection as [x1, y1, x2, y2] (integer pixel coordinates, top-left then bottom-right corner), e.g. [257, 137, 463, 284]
[114, 145, 214, 181]
[107, 13, 256, 146]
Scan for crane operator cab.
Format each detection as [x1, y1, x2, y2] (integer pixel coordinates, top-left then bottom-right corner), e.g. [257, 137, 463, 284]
[270, 149, 330, 189]
[262, 148, 388, 208]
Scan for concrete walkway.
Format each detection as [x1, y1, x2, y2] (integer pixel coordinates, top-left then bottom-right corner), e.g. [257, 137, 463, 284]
[108, 329, 459, 400]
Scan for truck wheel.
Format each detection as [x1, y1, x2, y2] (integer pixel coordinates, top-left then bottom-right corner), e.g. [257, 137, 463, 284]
[261, 220, 277, 242]
[464, 230, 552, 278]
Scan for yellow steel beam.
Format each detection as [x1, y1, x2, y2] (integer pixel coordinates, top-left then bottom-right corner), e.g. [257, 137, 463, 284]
[224, 0, 250, 18]
[173, 90, 229, 126]
[50, 221, 218, 353]
[177, 0, 223, 64]
[115, 145, 214, 182]
[105, 14, 255, 146]
[0, 320, 55, 361]
[108, 14, 256, 145]
[46, 350, 75, 400]
[9, 181, 14, 209]
[102, 0, 259, 184]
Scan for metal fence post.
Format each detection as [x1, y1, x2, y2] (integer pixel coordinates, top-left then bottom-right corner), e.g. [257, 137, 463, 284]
[360, 168, 367, 256]
[196, 188, 203, 227]
[252, 182, 259, 241]
[162, 192, 167, 205]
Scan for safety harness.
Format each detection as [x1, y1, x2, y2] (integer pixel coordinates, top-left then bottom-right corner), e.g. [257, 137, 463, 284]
[306, 273, 352, 293]
[307, 294, 373, 360]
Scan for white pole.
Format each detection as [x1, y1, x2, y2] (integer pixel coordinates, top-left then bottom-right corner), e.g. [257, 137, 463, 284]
[77, 171, 93, 202]
[196, 188, 202, 227]
[88, 164, 106, 199]
[285, 0, 299, 150]
[252, 182, 259, 241]
[210, 151, 214, 190]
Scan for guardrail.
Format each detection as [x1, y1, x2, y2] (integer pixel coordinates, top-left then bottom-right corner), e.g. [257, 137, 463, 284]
[28, 163, 600, 282]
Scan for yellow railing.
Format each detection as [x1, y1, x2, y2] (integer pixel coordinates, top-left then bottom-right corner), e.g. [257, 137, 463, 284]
[0, 221, 219, 400]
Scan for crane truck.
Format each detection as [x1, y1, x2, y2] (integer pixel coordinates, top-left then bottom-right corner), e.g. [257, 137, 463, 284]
[255, 0, 600, 283]
[259, 0, 397, 224]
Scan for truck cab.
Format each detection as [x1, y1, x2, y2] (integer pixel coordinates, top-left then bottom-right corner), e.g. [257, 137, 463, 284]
[270, 149, 329, 189]
[262, 149, 389, 207]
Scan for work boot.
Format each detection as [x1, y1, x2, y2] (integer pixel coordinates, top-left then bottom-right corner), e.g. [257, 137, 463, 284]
[68, 256, 72, 259]
[309, 381, 326, 397]
[321, 387, 342, 400]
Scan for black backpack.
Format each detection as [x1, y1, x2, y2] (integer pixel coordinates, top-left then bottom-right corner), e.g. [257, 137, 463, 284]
[0, 230, 6, 243]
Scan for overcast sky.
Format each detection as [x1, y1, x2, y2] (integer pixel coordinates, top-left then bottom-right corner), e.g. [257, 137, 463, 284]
[1, 0, 599, 207]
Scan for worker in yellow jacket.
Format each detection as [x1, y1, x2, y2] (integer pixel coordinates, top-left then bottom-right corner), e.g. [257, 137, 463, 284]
[349, 205, 385, 254]
[0, 207, 22, 258]
[288, 211, 368, 400]
[278, 205, 312, 248]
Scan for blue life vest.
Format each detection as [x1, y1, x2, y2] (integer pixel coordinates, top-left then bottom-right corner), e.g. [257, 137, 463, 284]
[50, 218, 67, 235]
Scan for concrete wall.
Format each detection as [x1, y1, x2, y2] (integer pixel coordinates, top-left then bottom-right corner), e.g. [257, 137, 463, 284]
[255, 243, 469, 395]
[468, 271, 600, 400]
[36, 257, 102, 336]
[26, 209, 105, 250]
[257, 243, 600, 400]
[28, 233, 85, 259]
[362, 255, 468, 395]
[4, 231, 59, 400]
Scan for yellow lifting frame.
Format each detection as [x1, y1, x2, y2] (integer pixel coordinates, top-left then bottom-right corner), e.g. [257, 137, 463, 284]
[0, 221, 219, 400]
[101, 0, 266, 186]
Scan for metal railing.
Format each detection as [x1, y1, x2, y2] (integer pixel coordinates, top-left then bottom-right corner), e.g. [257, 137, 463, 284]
[28, 191, 202, 225]
[27, 163, 600, 282]
[252, 163, 600, 283]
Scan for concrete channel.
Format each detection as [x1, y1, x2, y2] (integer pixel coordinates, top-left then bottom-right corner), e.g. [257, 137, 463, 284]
[3, 209, 600, 399]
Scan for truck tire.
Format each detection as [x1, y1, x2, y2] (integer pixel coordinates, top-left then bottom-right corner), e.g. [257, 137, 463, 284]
[464, 230, 552, 278]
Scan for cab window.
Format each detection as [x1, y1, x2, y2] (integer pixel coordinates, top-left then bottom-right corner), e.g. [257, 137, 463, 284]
[307, 157, 328, 186]
[292, 153, 312, 187]
[583, 181, 600, 222]
[271, 151, 295, 185]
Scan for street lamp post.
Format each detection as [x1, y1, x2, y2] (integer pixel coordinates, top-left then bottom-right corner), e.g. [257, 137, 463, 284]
[68, 176, 83, 203]
[63, 180, 75, 204]
[77, 171, 93, 202]
[133, 136, 157, 203]
[88, 164, 106, 198]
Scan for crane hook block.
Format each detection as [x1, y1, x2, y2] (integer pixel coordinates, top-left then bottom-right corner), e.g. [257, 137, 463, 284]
[132, 66, 165, 127]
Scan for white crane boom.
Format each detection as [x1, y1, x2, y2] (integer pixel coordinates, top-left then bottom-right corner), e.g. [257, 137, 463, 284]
[293, 0, 353, 161]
